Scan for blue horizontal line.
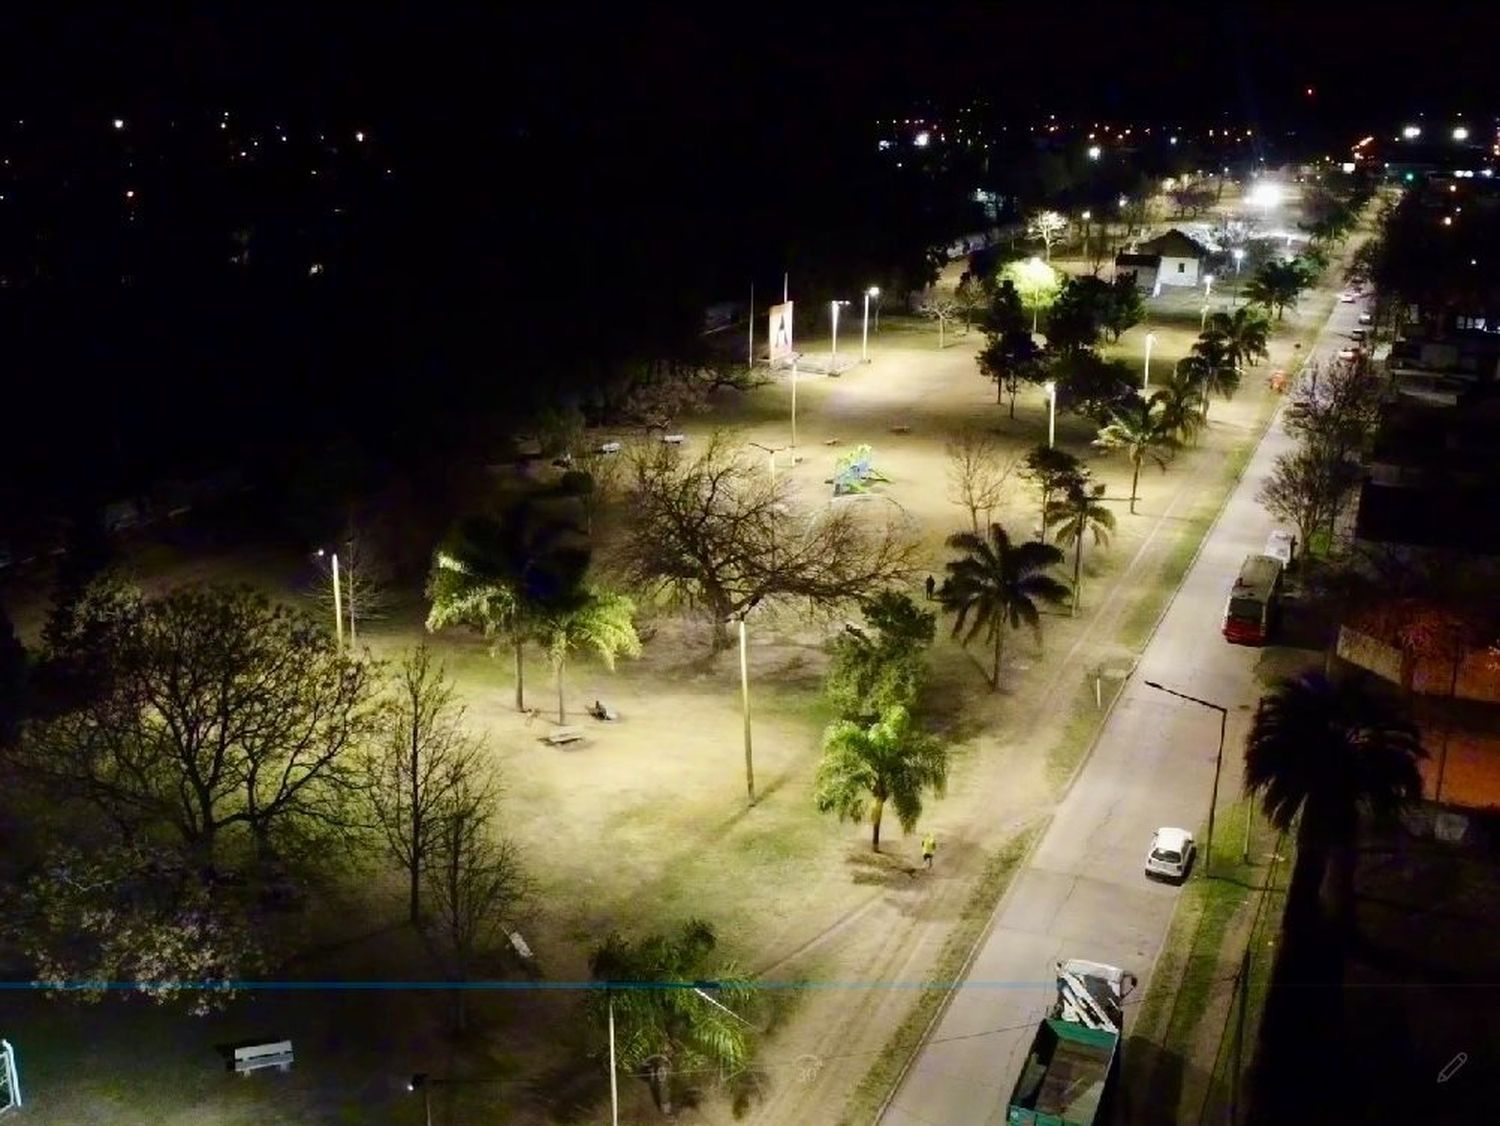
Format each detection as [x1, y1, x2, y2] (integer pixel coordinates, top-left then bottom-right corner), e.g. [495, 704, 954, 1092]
[1, 980, 1058, 992]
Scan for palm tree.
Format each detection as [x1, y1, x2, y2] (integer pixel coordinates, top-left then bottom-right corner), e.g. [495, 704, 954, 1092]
[1092, 395, 1180, 514]
[1244, 672, 1425, 938]
[1244, 259, 1306, 320]
[1045, 480, 1116, 615]
[534, 587, 641, 723]
[590, 919, 757, 1116]
[1150, 368, 1205, 446]
[425, 506, 589, 711]
[1180, 350, 1241, 420]
[814, 704, 949, 851]
[940, 523, 1069, 688]
[1205, 307, 1270, 371]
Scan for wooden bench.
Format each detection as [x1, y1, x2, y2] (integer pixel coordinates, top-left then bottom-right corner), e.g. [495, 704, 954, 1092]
[232, 1040, 294, 1075]
[545, 727, 585, 746]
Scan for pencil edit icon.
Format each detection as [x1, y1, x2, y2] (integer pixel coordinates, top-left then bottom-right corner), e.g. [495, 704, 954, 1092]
[1437, 1052, 1467, 1084]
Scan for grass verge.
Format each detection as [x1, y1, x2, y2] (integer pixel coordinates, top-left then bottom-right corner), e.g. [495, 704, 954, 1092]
[1047, 673, 1126, 791]
[841, 821, 1043, 1126]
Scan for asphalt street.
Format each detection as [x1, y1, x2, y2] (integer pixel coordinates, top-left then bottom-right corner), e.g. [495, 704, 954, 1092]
[881, 293, 1367, 1126]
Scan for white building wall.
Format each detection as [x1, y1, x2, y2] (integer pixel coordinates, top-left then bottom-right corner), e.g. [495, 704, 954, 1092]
[1156, 255, 1200, 287]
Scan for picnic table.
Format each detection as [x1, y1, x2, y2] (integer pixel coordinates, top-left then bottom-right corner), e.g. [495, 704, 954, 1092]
[545, 727, 585, 746]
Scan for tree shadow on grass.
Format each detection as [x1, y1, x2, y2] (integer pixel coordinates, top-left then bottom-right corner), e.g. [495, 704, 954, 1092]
[845, 847, 922, 888]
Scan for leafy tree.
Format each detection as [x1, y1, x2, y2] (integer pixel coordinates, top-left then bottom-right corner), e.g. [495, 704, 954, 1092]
[977, 276, 1028, 336]
[1101, 274, 1144, 341]
[43, 508, 117, 652]
[1051, 349, 1137, 424]
[1168, 183, 1215, 217]
[18, 842, 264, 1015]
[1244, 672, 1424, 936]
[1092, 395, 1180, 514]
[1045, 479, 1116, 614]
[1245, 259, 1307, 320]
[424, 785, 526, 1032]
[946, 430, 1018, 532]
[997, 257, 1061, 332]
[940, 523, 1069, 689]
[426, 504, 589, 711]
[814, 704, 949, 850]
[367, 645, 490, 925]
[1026, 210, 1068, 260]
[1256, 445, 1359, 556]
[826, 592, 935, 722]
[24, 585, 381, 869]
[1046, 276, 1108, 354]
[590, 919, 758, 1116]
[619, 433, 916, 649]
[533, 586, 641, 722]
[954, 273, 989, 332]
[1021, 445, 1086, 539]
[977, 328, 1045, 416]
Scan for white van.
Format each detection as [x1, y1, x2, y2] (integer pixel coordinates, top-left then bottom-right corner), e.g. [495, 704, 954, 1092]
[1264, 530, 1296, 567]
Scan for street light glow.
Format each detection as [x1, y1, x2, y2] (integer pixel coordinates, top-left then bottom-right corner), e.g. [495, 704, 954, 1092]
[914, 131, 930, 147]
[1247, 181, 1283, 209]
[1087, 145, 1101, 159]
[112, 118, 125, 130]
[1453, 126, 1470, 141]
[1402, 125, 1422, 139]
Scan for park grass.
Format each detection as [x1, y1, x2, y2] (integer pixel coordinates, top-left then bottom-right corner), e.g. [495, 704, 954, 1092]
[841, 821, 1043, 1126]
[1046, 673, 1126, 791]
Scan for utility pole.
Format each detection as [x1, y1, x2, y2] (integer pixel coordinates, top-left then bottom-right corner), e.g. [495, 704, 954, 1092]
[1144, 680, 1228, 876]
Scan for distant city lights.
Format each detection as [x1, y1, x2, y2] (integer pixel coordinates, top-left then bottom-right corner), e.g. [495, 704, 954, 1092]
[112, 118, 125, 130]
[914, 131, 930, 147]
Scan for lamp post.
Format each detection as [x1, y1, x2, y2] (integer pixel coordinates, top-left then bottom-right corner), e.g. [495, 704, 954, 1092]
[862, 286, 880, 362]
[1144, 331, 1156, 390]
[790, 356, 799, 453]
[316, 549, 344, 650]
[1232, 249, 1245, 308]
[409, 1074, 437, 1126]
[1144, 680, 1227, 876]
[1201, 302, 1211, 331]
[729, 596, 763, 806]
[1044, 380, 1057, 448]
[830, 299, 850, 372]
[608, 996, 620, 1126]
[1081, 209, 1091, 262]
[747, 282, 755, 367]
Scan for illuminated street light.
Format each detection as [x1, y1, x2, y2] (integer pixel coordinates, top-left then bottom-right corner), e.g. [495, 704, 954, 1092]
[1232, 247, 1245, 274]
[1247, 181, 1283, 209]
[1452, 126, 1470, 141]
[914, 131, 930, 147]
[1402, 125, 1422, 139]
[862, 286, 880, 362]
[1204, 274, 1214, 300]
[315, 549, 344, 650]
[112, 118, 125, 131]
[830, 299, 851, 370]
[1044, 380, 1057, 448]
[1143, 331, 1156, 390]
[1087, 145, 1101, 160]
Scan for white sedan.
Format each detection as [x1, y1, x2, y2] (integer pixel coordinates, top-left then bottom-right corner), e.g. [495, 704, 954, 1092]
[1145, 827, 1196, 882]
[1338, 291, 1358, 302]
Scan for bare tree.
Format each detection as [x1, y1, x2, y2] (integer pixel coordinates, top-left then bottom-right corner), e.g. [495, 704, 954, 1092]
[308, 525, 396, 645]
[1285, 359, 1382, 466]
[617, 433, 918, 648]
[1257, 446, 1360, 556]
[367, 645, 490, 925]
[26, 584, 381, 869]
[920, 297, 960, 348]
[1026, 210, 1068, 261]
[945, 431, 1019, 532]
[424, 784, 527, 1032]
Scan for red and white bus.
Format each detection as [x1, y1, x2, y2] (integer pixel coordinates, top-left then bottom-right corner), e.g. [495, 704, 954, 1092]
[1222, 554, 1284, 645]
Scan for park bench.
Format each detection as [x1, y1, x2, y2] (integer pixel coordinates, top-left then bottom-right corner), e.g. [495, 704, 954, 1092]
[661, 433, 685, 444]
[545, 727, 585, 746]
[509, 931, 534, 962]
[232, 1040, 294, 1075]
[596, 441, 622, 454]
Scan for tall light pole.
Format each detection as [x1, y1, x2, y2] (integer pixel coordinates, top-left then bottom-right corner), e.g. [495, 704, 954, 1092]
[317, 549, 344, 650]
[862, 286, 880, 362]
[730, 597, 763, 806]
[1144, 331, 1156, 390]
[608, 995, 620, 1126]
[1232, 249, 1245, 308]
[747, 282, 755, 367]
[1044, 380, 1057, 448]
[1201, 302, 1211, 332]
[1080, 209, 1091, 263]
[830, 299, 850, 372]
[789, 356, 799, 453]
[1144, 680, 1227, 876]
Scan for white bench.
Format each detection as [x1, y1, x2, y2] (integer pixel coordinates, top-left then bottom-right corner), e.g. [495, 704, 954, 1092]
[661, 434, 685, 445]
[596, 441, 622, 454]
[509, 931, 534, 961]
[232, 1040, 293, 1075]
[545, 727, 585, 746]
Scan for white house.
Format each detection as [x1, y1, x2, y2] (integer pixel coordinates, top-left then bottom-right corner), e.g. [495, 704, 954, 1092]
[1114, 228, 1211, 290]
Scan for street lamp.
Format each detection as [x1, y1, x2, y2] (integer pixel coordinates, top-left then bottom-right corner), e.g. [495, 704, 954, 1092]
[1201, 303, 1211, 331]
[1143, 680, 1227, 876]
[1203, 273, 1214, 300]
[1087, 144, 1101, 160]
[862, 286, 880, 362]
[789, 355, 799, 453]
[1231, 247, 1245, 275]
[1081, 210, 1092, 261]
[830, 299, 850, 372]
[1143, 331, 1156, 390]
[314, 548, 345, 650]
[409, 1074, 438, 1126]
[1044, 380, 1057, 448]
[1452, 125, 1469, 142]
[728, 595, 764, 806]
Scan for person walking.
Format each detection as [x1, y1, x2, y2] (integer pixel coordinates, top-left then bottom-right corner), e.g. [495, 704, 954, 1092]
[924, 574, 936, 602]
[921, 831, 937, 870]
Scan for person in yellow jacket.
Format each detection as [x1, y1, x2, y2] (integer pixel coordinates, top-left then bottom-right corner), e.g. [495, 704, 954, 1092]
[921, 832, 937, 870]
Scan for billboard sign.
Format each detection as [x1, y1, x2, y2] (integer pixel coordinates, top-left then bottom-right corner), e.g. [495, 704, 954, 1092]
[768, 302, 794, 365]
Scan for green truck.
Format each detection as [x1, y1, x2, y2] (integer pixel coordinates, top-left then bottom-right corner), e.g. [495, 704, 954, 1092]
[1006, 959, 1137, 1126]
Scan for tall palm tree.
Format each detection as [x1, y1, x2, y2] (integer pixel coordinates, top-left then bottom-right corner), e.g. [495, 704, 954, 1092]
[1180, 352, 1242, 420]
[1244, 672, 1425, 938]
[1245, 259, 1306, 320]
[590, 919, 757, 1116]
[1205, 307, 1270, 371]
[940, 523, 1069, 689]
[1045, 480, 1116, 615]
[1092, 395, 1180, 514]
[425, 506, 589, 711]
[534, 587, 641, 723]
[1150, 367, 1206, 446]
[814, 704, 949, 851]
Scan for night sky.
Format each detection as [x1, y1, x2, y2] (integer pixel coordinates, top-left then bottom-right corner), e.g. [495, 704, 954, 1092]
[0, 3, 1493, 519]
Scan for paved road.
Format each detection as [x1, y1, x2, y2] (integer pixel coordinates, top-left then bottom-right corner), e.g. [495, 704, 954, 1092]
[881, 294, 1368, 1125]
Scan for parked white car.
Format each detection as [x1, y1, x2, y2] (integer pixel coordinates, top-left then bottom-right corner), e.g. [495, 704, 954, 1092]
[1264, 529, 1296, 567]
[1145, 827, 1196, 882]
[1338, 291, 1358, 303]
